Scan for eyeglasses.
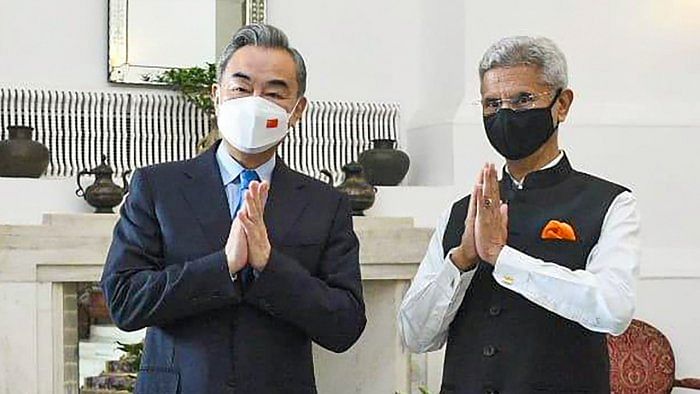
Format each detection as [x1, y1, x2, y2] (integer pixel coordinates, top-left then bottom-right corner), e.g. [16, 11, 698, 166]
[474, 91, 556, 116]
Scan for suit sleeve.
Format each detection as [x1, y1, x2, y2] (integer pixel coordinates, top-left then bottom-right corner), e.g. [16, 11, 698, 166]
[100, 168, 243, 331]
[244, 195, 367, 353]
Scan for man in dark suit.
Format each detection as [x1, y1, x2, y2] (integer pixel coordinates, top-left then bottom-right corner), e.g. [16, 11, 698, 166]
[101, 24, 366, 394]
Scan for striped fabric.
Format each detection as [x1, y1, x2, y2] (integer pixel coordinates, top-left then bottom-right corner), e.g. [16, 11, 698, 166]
[0, 88, 400, 181]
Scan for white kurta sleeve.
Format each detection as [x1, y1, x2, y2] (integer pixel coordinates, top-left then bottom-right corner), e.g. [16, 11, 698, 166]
[398, 207, 477, 352]
[492, 191, 640, 335]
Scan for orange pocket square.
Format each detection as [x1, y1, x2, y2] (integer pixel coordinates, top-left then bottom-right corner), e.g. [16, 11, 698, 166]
[541, 220, 577, 241]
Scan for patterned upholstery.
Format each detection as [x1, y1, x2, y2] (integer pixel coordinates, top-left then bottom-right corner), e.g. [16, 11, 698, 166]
[608, 319, 700, 393]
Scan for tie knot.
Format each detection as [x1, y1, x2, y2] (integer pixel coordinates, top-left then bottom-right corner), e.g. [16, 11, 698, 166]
[239, 169, 260, 190]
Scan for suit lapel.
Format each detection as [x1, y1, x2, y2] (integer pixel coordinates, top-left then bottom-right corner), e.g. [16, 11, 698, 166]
[180, 144, 232, 251]
[264, 158, 310, 244]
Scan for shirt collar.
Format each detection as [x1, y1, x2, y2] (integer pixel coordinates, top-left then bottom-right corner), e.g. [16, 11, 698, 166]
[505, 151, 564, 190]
[216, 142, 276, 186]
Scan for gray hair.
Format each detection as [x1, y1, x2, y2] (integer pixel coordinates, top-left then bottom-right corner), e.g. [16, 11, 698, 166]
[478, 36, 568, 90]
[217, 24, 307, 97]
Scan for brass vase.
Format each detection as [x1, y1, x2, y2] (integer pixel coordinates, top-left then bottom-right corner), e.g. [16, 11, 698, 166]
[322, 162, 377, 216]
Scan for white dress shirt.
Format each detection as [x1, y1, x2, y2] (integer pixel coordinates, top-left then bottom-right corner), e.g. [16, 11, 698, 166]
[398, 153, 641, 353]
[216, 142, 275, 217]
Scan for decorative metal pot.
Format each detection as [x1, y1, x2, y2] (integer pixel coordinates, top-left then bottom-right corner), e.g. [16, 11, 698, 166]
[322, 162, 376, 216]
[0, 125, 50, 178]
[358, 138, 410, 186]
[76, 155, 130, 213]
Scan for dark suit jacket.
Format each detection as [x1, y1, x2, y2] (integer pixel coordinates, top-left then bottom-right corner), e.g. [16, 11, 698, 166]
[100, 143, 367, 394]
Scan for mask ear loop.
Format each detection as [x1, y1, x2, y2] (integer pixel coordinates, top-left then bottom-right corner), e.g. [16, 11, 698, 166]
[287, 97, 303, 129]
[213, 89, 221, 117]
[548, 88, 564, 131]
[547, 88, 563, 109]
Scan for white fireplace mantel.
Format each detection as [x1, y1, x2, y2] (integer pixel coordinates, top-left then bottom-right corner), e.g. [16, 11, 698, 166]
[0, 213, 432, 394]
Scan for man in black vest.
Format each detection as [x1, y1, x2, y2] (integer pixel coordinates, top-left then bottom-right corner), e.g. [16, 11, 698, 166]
[398, 36, 640, 393]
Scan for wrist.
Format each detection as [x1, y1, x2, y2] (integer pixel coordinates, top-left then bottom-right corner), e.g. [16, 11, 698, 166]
[450, 247, 477, 271]
[486, 245, 505, 265]
[224, 250, 244, 274]
[253, 245, 272, 271]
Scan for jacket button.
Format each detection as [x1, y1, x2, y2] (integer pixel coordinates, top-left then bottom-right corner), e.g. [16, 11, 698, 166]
[489, 305, 501, 316]
[483, 345, 497, 357]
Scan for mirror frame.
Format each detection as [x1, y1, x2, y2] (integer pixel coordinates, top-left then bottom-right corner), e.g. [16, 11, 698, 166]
[108, 0, 266, 85]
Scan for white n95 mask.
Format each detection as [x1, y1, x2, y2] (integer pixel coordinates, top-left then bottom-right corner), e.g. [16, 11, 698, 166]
[217, 96, 297, 154]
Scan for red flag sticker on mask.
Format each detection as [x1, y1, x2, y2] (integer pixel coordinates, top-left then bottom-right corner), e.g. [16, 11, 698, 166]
[266, 118, 279, 128]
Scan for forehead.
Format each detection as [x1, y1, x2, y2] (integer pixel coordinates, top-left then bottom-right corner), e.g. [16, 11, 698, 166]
[480, 64, 548, 96]
[224, 45, 298, 87]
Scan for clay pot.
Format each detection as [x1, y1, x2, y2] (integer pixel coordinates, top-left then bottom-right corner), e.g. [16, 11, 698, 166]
[0, 125, 50, 178]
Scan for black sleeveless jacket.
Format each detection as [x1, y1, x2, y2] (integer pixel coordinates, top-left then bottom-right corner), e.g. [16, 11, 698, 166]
[440, 155, 628, 394]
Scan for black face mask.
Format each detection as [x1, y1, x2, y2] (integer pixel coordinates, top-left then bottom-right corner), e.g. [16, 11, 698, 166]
[483, 90, 562, 160]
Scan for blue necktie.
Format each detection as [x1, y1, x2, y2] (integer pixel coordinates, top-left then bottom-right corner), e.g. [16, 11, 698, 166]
[233, 169, 260, 217]
[234, 169, 260, 289]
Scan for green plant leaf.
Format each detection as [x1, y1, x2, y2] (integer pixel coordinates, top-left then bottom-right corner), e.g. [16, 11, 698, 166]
[116, 340, 144, 372]
[155, 63, 217, 115]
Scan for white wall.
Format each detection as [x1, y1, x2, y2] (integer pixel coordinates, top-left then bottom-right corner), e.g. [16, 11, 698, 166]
[268, 0, 466, 186]
[0, 0, 222, 91]
[452, 1, 700, 390]
[1, 0, 700, 390]
[269, 0, 700, 389]
[452, 2, 700, 277]
[0, 178, 94, 225]
[0, 0, 127, 92]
